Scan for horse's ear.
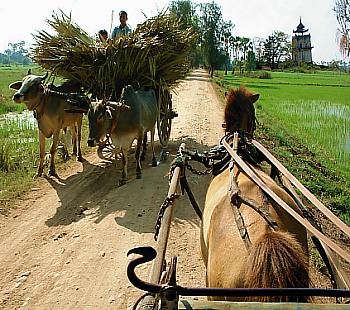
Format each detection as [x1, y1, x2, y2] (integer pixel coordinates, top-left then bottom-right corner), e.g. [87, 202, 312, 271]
[251, 93, 260, 104]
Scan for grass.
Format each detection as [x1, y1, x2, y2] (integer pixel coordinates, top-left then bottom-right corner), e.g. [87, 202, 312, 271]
[214, 70, 350, 225]
[273, 100, 349, 169]
[0, 64, 42, 114]
[215, 70, 349, 172]
[0, 111, 39, 212]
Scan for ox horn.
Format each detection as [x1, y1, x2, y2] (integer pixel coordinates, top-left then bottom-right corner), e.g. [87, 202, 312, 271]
[106, 101, 131, 111]
[106, 107, 113, 119]
[30, 72, 49, 85]
[27, 69, 32, 75]
[40, 72, 48, 81]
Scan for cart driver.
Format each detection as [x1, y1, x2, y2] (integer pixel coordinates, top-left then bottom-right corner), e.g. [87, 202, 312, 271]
[111, 10, 132, 39]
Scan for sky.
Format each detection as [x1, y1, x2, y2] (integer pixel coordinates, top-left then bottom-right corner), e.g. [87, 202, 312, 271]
[0, 0, 344, 63]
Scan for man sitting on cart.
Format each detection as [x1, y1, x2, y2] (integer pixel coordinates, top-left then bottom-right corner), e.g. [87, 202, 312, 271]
[111, 10, 132, 39]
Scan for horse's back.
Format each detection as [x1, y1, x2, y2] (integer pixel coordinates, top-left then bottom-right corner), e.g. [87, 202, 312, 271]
[201, 168, 268, 289]
[201, 165, 309, 301]
[259, 171, 308, 248]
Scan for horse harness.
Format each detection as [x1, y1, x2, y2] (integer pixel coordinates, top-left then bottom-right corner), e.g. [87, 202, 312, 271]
[228, 159, 280, 251]
[175, 134, 281, 251]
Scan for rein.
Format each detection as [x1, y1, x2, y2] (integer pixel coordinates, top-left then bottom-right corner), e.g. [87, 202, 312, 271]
[227, 137, 280, 250]
[252, 139, 350, 239]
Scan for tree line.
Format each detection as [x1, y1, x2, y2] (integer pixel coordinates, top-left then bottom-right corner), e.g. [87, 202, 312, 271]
[3, 0, 349, 71]
[170, 0, 349, 76]
[334, 0, 350, 58]
[0, 41, 31, 65]
[0, 1, 294, 71]
[169, 0, 293, 77]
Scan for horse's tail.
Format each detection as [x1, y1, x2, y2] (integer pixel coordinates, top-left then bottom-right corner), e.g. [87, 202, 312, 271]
[244, 229, 312, 302]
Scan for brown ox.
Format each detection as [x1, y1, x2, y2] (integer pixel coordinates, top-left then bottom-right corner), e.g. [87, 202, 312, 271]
[200, 85, 310, 302]
[9, 70, 88, 178]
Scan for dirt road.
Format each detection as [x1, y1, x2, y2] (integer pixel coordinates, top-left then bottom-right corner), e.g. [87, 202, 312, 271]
[0, 69, 225, 309]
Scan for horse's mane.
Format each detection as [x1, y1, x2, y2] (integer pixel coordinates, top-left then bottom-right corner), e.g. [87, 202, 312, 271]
[224, 85, 257, 137]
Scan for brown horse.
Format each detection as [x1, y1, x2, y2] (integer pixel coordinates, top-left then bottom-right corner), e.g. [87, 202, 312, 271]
[200, 85, 311, 302]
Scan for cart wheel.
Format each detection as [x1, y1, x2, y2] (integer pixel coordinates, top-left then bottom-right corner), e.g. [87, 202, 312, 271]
[97, 136, 116, 161]
[157, 90, 177, 147]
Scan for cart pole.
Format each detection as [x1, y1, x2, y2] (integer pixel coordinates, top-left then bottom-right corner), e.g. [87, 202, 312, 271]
[139, 144, 184, 309]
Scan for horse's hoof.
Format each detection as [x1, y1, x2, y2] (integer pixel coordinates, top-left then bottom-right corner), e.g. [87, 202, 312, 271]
[118, 179, 127, 186]
[152, 160, 157, 167]
[77, 156, 83, 162]
[136, 173, 142, 179]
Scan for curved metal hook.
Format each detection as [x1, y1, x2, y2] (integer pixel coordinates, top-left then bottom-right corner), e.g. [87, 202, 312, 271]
[127, 246, 162, 294]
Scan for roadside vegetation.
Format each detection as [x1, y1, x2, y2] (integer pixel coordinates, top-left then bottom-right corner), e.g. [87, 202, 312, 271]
[213, 70, 350, 225]
[0, 65, 33, 114]
[1, 65, 349, 227]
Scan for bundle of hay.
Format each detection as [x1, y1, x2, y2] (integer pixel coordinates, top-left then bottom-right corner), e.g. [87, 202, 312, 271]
[30, 10, 196, 100]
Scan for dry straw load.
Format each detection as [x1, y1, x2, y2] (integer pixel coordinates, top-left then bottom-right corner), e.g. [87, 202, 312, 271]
[30, 10, 197, 100]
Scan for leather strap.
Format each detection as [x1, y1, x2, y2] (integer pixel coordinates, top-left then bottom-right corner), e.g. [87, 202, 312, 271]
[228, 161, 252, 250]
[252, 139, 350, 239]
[223, 136, 350, 263]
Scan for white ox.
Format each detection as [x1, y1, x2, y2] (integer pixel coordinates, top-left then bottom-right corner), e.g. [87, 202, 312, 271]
[87, 85, 158, 186]
[9, 70, 88, 178]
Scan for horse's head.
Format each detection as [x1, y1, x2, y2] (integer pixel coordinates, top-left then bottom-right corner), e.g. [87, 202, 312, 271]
[223, 85, 259, 139]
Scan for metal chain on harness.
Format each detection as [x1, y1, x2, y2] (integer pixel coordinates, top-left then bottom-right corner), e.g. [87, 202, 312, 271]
[153, 148, 186, 241]
[154, 193, 180, 241]
[185, 162, 212, 175]
[153, 140, 251, 240]
[153, 145, 213, 240]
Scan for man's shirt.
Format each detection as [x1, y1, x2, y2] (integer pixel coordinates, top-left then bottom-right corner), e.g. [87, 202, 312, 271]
[111, 24, 132, 39]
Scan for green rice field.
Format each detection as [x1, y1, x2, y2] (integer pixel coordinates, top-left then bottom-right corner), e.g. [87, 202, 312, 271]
[214, 70, 350, 224]
[215, 71, 349, 174]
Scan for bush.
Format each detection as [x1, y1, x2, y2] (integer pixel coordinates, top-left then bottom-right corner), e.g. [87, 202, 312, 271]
[257, 71, 271, 79]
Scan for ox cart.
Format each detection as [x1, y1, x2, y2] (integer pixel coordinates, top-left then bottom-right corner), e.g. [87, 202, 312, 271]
[126, 135, 350, 309]
[29, 11, 194, 163]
